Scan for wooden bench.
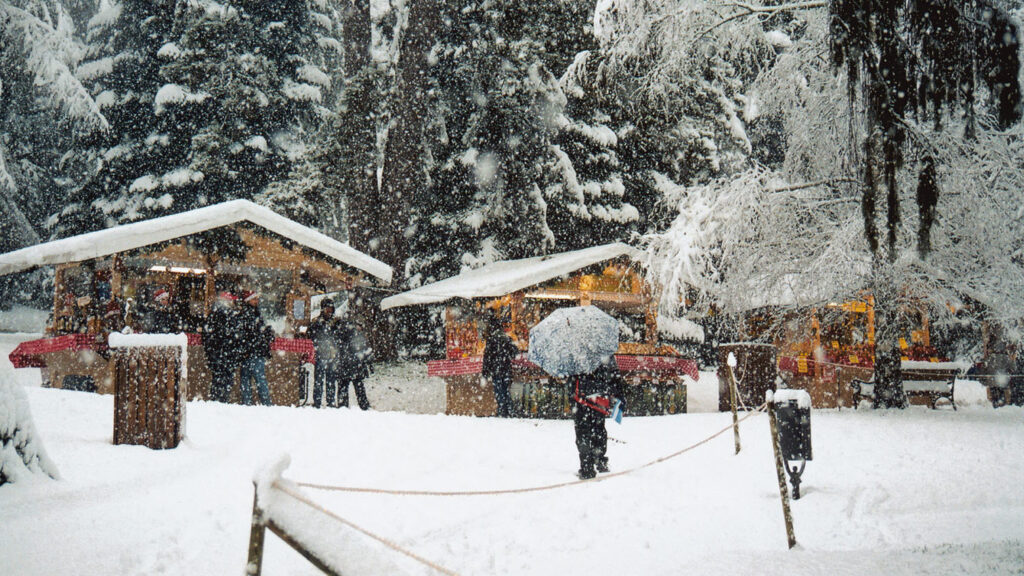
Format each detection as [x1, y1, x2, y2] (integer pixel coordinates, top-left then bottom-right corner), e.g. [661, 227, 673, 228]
[850, 364, 961, 410]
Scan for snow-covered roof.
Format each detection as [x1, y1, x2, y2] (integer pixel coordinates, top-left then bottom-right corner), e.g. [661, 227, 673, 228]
[381, 243, 640, 311]
[0, 200, 392, 284]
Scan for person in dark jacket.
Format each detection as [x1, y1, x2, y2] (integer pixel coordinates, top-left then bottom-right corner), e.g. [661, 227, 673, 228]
[307, 298, 343, 408]
[205, 291, 240, 403]
[337, 319, 372, 410]
[237, 290, 273, 406]
[143, 289, 180, 333]
[571, 357, 626, 480]
[482, 318, 519, 417]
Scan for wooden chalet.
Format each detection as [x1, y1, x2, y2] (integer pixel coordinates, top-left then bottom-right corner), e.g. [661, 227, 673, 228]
[2, 200, 392, 405]
[738, 295, 957, 408]
[381, 243, 699, 417]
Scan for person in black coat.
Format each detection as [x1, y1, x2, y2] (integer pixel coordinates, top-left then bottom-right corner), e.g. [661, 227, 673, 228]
[307, 298, 343, 408]
[236, 290, 273, 406]
[336, 320, 372, 410]
[482, 318, 518, 417]
[143, 289, 180, 333]
[571, 356, 626, 480]
[205, 291, 240, 403]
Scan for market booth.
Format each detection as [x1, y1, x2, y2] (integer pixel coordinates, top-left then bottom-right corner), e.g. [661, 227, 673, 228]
[381, 243, 698, 417]
[2, 200, 392, 405]
[738, 296, 955, 408]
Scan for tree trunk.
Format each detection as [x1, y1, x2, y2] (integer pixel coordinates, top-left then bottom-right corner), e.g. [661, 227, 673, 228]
[333, 0, 391, 358]
[375, 0, 440, 359]
[871, 268, 907, 409]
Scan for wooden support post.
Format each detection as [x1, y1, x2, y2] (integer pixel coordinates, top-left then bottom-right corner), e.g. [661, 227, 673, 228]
[246, 486, 266, 576]
[767, 392, 798, 549]
[727, 354, 741, 454]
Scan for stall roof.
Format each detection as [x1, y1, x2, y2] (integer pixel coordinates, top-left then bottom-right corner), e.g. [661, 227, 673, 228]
[380, 243, 640, 310]
[0, 200, 392, 283]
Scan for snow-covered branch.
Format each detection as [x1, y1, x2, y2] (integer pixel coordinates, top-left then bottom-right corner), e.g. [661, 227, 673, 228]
[0, 3, 109, 135]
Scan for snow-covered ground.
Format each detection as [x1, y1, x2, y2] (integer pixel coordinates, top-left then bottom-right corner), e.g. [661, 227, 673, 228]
[2, 330, 1023, 575]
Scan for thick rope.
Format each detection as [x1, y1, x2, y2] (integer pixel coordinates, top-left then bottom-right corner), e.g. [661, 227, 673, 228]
[272, 480, 460, 576]
[296, 405, 767, 496]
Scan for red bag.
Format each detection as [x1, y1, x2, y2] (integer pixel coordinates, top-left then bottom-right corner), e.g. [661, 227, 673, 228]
[574, 377, 611, 415]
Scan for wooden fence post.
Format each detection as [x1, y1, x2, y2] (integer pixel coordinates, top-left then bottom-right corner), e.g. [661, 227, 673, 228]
[246, 485, 266, 576]
[727, 353, 741, 454]
[767, 391, 797, 549]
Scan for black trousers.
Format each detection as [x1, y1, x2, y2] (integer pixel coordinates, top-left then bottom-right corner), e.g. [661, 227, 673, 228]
[338, 377, 371, 410]
[313, 365, 338, 408]
[574, 404, 608, 472]
[208, 359, 235, 403]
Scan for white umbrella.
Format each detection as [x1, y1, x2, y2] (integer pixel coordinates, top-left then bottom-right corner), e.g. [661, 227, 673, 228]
[528, 306, 619, 378]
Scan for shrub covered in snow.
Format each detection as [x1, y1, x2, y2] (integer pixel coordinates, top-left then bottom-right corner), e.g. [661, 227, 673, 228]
[0, 379, 59, 486]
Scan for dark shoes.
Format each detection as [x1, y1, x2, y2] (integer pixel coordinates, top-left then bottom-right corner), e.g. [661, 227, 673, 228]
[577, 468, 597, 480]
[596, 460, 610, 473]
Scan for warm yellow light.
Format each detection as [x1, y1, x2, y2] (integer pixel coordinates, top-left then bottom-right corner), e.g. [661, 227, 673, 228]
[149, 265, 206, 275]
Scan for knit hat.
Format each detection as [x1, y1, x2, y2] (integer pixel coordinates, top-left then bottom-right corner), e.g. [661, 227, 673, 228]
[154, 289, 170, 302]
[320, 298, 335, 309]
[218, 291, 237, 301]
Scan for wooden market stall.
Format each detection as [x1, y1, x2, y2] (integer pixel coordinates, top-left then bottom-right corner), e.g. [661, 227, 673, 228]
[381, 243, 699, 417]
[743, 296, 954, 408]
[2, 200, 392, 405]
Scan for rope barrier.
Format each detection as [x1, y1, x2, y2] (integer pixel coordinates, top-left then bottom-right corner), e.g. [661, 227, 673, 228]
[272, 481, 460, 576]
[296, 404, 767, 496]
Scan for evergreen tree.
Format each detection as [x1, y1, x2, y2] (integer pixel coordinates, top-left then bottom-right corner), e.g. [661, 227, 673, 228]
[56, 0, 341, 236]
[409, 0, 595, 287]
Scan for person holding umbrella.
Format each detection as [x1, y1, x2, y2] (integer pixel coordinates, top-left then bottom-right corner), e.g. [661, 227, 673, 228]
[528, 305, 627, 480]
[570, 356, 625, 478]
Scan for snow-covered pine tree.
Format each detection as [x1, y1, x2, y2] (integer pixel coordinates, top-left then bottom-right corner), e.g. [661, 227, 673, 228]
[56, 0, 340, 237]
[54, 0, 177, 237]
[552, 0, 772, 252]
[409, 0, 596, 287]
[0, 0, 107, 305]
[549, 49, 641, 250]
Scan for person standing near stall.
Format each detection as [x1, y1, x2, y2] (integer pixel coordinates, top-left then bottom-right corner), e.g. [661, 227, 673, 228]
[206, 291, 240, 403]
[308, 298, 343, 408]
[337, 318, 373, 410]
[143, 289, 180, 333]
[482, 317, 518, 417]
[237, 290, 273, 406]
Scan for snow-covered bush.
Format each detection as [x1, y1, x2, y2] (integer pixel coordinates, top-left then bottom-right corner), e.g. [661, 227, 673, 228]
[0, 379, 59, 486]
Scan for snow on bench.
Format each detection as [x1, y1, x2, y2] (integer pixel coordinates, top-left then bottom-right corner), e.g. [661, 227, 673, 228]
[850, 361, 966, 410]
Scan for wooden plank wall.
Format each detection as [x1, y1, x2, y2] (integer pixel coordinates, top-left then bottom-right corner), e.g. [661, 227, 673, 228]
[113, 347, 184, 450]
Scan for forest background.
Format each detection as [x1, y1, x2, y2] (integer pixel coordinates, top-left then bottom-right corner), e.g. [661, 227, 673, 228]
[2, 0, 1023, 375]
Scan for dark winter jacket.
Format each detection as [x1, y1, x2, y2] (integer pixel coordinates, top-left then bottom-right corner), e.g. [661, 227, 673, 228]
[308, 313, 343, 369]
[482, 330, 518, 383]
[572, 358, 626, 415]
[237, 303, 274, 360]
[204, 305, 239, 364]
[337, 322, 372, 381]
[143, 307, 180, 334]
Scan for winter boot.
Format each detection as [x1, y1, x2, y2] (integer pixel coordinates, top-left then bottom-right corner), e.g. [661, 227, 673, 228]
[577, 467, 596, 480]
[596, 458, 609, 473]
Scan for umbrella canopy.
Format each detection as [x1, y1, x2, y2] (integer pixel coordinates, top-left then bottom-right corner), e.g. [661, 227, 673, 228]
[528, 306, 619, 378]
